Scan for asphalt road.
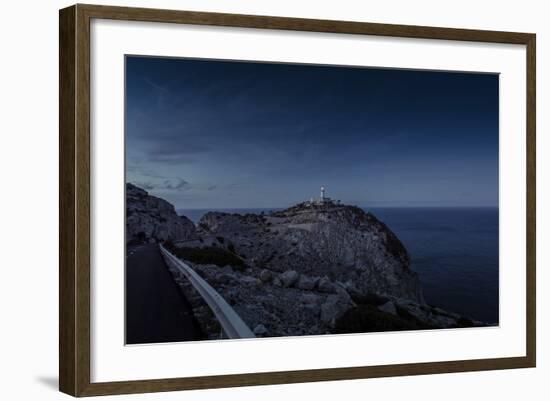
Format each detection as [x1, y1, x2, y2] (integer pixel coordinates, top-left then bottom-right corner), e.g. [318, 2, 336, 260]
[126, 243, 202, 344]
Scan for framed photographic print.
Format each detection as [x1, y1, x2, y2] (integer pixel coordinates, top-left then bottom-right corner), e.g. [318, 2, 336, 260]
[59, 4, 536, 397]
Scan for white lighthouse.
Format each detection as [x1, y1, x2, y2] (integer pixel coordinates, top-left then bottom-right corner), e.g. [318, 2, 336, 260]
[305, 186, 334, 206]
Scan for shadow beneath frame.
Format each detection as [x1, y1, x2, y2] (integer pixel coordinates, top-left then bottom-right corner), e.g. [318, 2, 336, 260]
[35, 376, 58, 391]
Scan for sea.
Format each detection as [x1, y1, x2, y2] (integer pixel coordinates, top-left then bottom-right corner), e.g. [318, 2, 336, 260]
[178, 207, 499, 324]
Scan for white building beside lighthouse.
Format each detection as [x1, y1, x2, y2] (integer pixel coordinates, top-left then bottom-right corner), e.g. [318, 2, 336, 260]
[303, 186, 340, 207]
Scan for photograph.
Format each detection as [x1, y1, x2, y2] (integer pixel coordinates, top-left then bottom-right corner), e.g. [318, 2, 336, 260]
[124, 55, 499, 345]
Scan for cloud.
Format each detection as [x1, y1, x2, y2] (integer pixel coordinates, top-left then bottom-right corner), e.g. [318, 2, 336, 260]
[136, 181, 155, 190]
[145, 140, 212, 165]
[163, 178, 189, 190]
[133, 176, 190, 192]
[151, 139, 211, 154]
[146, 153, 198, 165]
[143, 77, 169, 93]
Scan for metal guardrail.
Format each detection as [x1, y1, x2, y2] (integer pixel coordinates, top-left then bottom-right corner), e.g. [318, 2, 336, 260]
[159, 244, 255, 339]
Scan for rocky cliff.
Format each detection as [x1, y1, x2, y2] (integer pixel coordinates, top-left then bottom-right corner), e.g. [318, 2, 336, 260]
[128, 187, 485, 338]
[198, 202, 424, 303]
[162, 201, 442, 338]
[126, 183, 196, 244]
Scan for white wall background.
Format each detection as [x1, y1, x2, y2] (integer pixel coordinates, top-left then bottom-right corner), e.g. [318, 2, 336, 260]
[0, 0, 546, 399]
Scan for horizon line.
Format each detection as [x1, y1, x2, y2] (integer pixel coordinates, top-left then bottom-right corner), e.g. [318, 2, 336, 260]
[175, 205, 499, 211]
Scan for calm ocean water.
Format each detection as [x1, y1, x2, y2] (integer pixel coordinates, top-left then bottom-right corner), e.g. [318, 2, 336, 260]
[178, 207, 499, 324]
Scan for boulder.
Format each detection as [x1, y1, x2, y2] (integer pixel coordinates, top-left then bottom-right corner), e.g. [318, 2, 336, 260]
[334, 285, 352, 304]
[259, 269, 272, 283]
[317, 276, 335, 293]
[280, 270, 299, 287]
[217, 273, 237, 286]
[253, 324, 268, 336]
[378, 301, 397, 316]
[320, 294, 353, 327]
[240, 276, 261, 286]
[296, 275, 319, 290]
[300, 293, 322, 306]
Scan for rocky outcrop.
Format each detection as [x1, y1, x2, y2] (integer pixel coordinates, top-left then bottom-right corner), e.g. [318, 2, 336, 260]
[160, 201, 429, 337]
[165, 253, 485, 339]
[198, 202, 424, 303]
[156, 197, 487, 338]
[126, 183, 196, 244]
[320, 286, 355, 326]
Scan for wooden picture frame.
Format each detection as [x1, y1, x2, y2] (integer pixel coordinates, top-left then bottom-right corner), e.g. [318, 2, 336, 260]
[59, 3, 536, 397]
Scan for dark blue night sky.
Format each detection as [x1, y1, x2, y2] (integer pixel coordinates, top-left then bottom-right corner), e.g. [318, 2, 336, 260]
[126, 56, 499, 209]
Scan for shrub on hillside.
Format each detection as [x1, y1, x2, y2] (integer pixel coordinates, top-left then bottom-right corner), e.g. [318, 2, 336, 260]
[333, 304, 433, 334]
[170, 246, 246, 271]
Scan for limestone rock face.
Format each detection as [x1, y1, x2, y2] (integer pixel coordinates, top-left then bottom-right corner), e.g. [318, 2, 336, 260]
[198, 202, 424, 303]
[126, 183, 196, 244]
[137, 188, 487, 338]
